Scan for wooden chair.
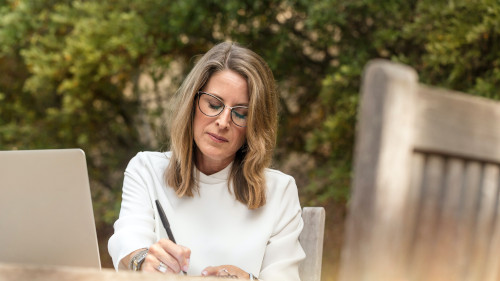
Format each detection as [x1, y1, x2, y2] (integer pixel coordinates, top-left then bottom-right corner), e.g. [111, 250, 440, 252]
[339, 60, 500, 281]
[299, 207, 325, 281]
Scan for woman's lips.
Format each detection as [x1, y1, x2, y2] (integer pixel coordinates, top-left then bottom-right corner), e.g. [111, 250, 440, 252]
[207, 133, 228, 143]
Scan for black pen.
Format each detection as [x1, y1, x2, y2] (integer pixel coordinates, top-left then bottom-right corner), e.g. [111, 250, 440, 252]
[155, 199, 187, 274]
[155, 199, 177, 243]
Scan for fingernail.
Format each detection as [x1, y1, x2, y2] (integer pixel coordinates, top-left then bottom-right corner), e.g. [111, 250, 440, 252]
[202, 270, 207, 276]
[182, 258, 189, 272]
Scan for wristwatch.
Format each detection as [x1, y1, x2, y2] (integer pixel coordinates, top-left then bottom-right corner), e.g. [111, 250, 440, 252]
[129, 249, 148, 271]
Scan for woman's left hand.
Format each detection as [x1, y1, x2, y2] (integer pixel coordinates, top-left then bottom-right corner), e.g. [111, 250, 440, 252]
[201, 265, 250, 279]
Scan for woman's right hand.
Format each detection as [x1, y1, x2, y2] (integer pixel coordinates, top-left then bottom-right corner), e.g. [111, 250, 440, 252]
[128, 239, 191, 273]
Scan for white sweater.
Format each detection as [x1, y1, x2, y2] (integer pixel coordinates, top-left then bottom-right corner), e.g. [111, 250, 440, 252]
[108, 152, 305, 280]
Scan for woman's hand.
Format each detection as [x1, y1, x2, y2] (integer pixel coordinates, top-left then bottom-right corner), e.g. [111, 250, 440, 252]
[142, 239, 191, 274]
[201, 265, 250, 279]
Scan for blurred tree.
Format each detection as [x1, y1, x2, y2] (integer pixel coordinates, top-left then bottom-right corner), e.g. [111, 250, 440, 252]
[1, 0, 500, 272]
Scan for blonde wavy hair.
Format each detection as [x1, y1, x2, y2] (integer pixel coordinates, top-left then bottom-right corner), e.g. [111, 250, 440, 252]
[165, 42, 278, 209]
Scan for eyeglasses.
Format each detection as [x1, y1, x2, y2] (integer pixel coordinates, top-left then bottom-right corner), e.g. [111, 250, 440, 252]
[196, 91, 248, 127]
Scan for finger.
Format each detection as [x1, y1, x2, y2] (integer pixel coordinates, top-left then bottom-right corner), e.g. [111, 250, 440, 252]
[148, 242, 182, 273]
[158, 239, 191, 272]
[140, 259, 156, 272]
[179, 245, 191, 272]
[142, 254, 174, 274]
[156, 261, 168, 273]
[140, 252, 162, 273]
[201, 265, 222, 276]
[202, 265, 249, 279]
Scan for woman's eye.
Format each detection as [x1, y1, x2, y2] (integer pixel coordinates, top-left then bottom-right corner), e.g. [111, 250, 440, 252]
[233, 110, 248, 120]
[209, 103, 223, 110]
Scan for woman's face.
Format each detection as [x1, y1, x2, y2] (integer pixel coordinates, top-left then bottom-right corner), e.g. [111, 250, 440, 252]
[193, 70, 248, 174]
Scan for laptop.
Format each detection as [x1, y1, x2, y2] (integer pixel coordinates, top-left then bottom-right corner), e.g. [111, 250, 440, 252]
[0, 149, 101, 269]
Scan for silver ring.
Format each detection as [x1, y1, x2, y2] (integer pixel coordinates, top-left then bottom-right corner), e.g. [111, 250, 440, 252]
[217, 268, 237, 278]
[218, 268, 230, 276]
[157, 261, 167, 273]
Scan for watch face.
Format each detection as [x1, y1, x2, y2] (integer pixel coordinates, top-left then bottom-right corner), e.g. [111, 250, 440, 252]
[131, 250, 148, 271]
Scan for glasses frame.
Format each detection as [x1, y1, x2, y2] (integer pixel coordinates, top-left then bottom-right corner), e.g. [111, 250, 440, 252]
[196, 91, 249, 127]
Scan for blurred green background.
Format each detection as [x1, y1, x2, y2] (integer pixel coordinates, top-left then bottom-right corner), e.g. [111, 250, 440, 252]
[1, 0, 500, 279]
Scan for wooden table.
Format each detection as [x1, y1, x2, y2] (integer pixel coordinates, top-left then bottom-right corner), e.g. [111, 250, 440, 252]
[0, 263, 223, 281]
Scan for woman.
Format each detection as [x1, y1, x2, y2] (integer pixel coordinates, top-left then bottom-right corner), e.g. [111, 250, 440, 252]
[108, 42, 305, 280]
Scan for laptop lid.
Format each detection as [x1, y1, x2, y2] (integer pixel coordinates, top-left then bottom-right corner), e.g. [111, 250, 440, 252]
[0, 149, 101, 269]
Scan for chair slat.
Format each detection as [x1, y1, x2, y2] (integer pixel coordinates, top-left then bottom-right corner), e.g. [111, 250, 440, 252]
[470, 164, 500, 280]
[429, 158, 464, 280]
[483, 170, 500, 281]
[410, 155, 445, 280]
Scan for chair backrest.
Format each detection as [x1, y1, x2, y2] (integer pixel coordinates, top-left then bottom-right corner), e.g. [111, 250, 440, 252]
[299, 207, 325, 281]
[339, 60, 500, 281]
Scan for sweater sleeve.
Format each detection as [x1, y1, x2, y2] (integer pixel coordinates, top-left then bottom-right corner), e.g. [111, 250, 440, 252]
[259, 176, 306, 281]
[107, 153, 157, 270]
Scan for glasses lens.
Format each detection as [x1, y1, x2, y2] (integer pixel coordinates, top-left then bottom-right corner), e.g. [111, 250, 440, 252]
[198, 93, 224, 116]
[231, 107, 248, 127]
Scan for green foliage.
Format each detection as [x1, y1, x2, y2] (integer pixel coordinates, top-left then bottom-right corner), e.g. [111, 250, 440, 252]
[396, 0, 500, 100]
[2, 0, 500, 267]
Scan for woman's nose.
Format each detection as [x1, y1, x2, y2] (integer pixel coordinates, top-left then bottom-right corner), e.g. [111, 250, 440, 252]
[215, 107, 232, 128]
